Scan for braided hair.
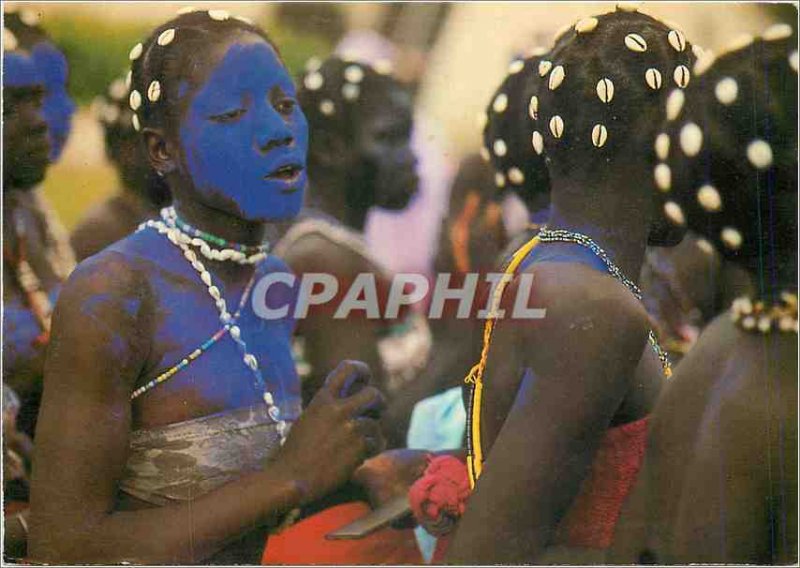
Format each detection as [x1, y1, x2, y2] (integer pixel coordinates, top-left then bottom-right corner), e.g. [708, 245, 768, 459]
[482, 5, 696, 210]
[125, 9, 279, 137]
[657, 24, 798, 289]
[3, 10, 48, 49]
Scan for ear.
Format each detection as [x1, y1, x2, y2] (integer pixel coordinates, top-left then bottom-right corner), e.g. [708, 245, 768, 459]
[142, 127, 177, 176]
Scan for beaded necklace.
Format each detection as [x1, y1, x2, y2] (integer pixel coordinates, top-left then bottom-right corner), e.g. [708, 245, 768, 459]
[730, 292, 798, 334]
[137, 218, 289, 444]
[465, 227, 672, 487]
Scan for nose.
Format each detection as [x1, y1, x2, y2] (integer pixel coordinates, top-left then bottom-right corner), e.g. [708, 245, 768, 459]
[255, 108, 294, 155]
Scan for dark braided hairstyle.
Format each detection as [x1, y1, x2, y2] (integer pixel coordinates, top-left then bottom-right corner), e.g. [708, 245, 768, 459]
[4, 10, 48, 49]
[125, 8, 280, 139]
[658, 24, 798, 291]
[483, 5, 696, 211]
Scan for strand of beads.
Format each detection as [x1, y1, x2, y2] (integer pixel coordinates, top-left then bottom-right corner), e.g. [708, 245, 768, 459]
[140, 219, 289, 443]
[536, 227, 673, 377]
[159, 207, 269, 265]
[731, 292, 799, 334]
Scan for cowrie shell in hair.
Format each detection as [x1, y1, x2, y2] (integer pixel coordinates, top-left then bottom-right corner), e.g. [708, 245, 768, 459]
[697, 184, 722, 212]
[790, 51, 799, 73]
[763, 23, 792, 41]
[129, 89, 142, 111]
[616, 2, 641, 12]
[508, 167, 525, 185]
[664, 201, 685, 226]
[319, 99, 335, 116]
[304, 71, 324, 91]
[575, 17, 599, 34]
[158, 28, 176, 46]
[528, 95, 539, 120]
[728, 33, 754, 52]
[129, 43, 143, 61]
[673, 65, 690, 88]
[374, 59, 393, 75]
[177, 6, 197, 15]
[715, 77, 738, 105]
[147, 80, 161, 102]
[234, 15, 254, 25]
[305, 56, 322, 72]
[655, 133, 670, 160]
[108, 79, 127, 101]
[495, 172, 506, 188]
[747, 139, 773, 169]
[721, 227, 743, 250]
[692, 44, 707, 59]
[549, 115, 564, 138]
[532, 131, 544, 155]
[508, 59, 525, 74]
[668, 29, 687, 52]
[679, 122, 703, 156]
[624, 33, 648, 53]
[666, 89, 684, 120]
[654, 163, 671, 191]
[131, 113, 141, 132]
[549, 65, 565, 90]
[696, 238, 714, 255]
[480, 147, 491, 163]
[553, 21, 572, 41]
[476, 111, 488, 130]
[208, 10, 230, 21]
[493, 93, 508, 113]
[596, 77, 614, 103]
[645, 68, 662, 90]
[125, 70, 132, 89]
[342, 83, 360, 101]
[344, 65, 364, 84]
[4, 28, 18, 51]
[529, 46, 548, 57]
[591, 124, 608, 148]
[20, 10, 40, 26]
[493, 139, 507, 157]
[538, 60, 552, 77]
[693, 53, 716, 76]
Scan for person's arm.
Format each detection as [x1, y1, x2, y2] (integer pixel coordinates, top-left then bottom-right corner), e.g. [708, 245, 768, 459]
[29, 255, 384, 564]
[445, 268, 650, 564]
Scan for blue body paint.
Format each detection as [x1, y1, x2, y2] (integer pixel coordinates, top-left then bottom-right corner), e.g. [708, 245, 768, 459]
[30, 42, 76, 161]
[179, 43, 308, 222]
[4, 52, 43, 88]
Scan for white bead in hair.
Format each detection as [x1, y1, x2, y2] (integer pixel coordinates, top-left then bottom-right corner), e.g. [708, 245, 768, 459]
[696, 238, 714, 255]
[20, 10, 40, 26]
[668, 29, 687, 52]
[538, 60, 552, 77]
[495, 172, 506, 188]
[476, 111, 488, 130]
[673, 65, 690, 88]
[692, 44, 707, 59]
[129, 89, 142, 111]
[125, 70, 132, 89]
[548, 65, 565, 90]
[575, 17, 598, 34]
[147, 80, 161, 103]
[4, 28, 18, 51]
[721, 227, 743, 250]
[549, 115, 564, 138]
[132, 113, 141, 132]
[304, 71, 324, 91]
[532, 131, 544, 155]
[493, 139, 508, 157]
[129, 43, 143, 61]
[645, 68, 663, 90]
[493, 93, 508, 113]
[234, 15, 254, 25]
[208, 10, 230, 21]
[728, 33, 754, 52]
[616, 2, 641, 12]
[374, 59, 393, 75]
[158, 28, 176, 46]
[693, 53, 716, 76]
[319, 99, 335, 116]
[664, 201, 685, 225]
[508, 59, 525, 74]
[790, 50, 798, 73]
[697, 184, 722, 212]
[763, 23, 792, 41]
[666, 89, 684, 120]
[654, 163, 671, 191]
[715, 77, 738, 105]
[344, 65, 365, 84]
[305, 56, 322, 72]
[108, 79, 127, 101]
[529, 46, 548, 57]
[176, 6, 197, 15]
[679, 122, 703, 156]
[596, 77, 614, 104]
[480, 146, 491, 163]
[508, 167, 525, 185]
[747, 139, 773, 169]
[528, 96, 539, 120]
[591, 124, 608, 148]
[342, 83, 360, 101]
[655, 133, 670, 160]
[624, 33, 648, 53]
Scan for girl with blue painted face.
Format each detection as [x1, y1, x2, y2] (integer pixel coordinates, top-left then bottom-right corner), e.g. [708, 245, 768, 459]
[29, 11, 385, 565]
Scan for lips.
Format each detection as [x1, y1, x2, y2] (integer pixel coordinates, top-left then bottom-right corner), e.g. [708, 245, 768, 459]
[265, 163, 303, 183]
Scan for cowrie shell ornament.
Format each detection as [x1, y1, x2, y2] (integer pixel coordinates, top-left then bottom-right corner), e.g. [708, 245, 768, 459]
[532, 131, 544, 155]
[654, 163, 671, 191]
[575, 17, 598, 34]
[697, 184, 722, 212]
[549, 115, 564, 138]
[493, 139, 507, 157]
[147, 80, 161, 102]
[304, 72, 323, 91]
[591, 124, 608, 148]
[4, 28, 18, 51]
[645, 68, 662, 90]
[158, 28, 176, 46]
[20, 9, 40, 26]
[747, 140, 773, 169]
[694, 54, 716, 76]
[109, 79, 127, 101]
[493, 93, 508, 113]
[715, 77, 738, 105]
[177, 6, 197, 15]
[342, 83, 360, 101]
[721, 227, 743, 250]
[549, 65, 565, 90]
[538, 60, 552, 77]
[666, 89, 685, 120]
[508, 59, 525, 74]
[508, 167, 525, 185]
[344, 65, 364, 84]
[789, 51, 798, 73]
[763, 23, 792, 41]
[655, 133, 670, 160]
[668, 29, 686, 52]
[317, 98, 334, 116]
[528, 96, 539, 120]
[679, 122, 703, 156]
[596, 78, 614, 103]
[624, 33, 648, 53]
[664, 201, 685, 225]
[617, 2, 642, 12]
[131, 114, 141, 132]
[480, 147, 491, 162]
[125, 70, 133, 89]
[129, 43, 143, 61]
[129, 90, 142, 111]
[673, 65, 691, 88]
[495, 173, 506, 188]
[208, 10, 230, 21]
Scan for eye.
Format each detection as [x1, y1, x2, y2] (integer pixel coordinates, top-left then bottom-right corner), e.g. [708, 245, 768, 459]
[275, 98, 296, 116]
[209, 108, 246, 123]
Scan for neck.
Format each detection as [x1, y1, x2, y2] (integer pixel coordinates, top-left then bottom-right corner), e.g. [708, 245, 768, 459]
[546, 178, 651, 285]
[307, 169, 370, 232]
[171, 197, 267, 247]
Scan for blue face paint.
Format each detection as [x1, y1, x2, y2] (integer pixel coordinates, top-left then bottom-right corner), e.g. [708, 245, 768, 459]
[179, 42, 308, 222]
[31, 42, 76, 161]
[4, 52, 43, 88]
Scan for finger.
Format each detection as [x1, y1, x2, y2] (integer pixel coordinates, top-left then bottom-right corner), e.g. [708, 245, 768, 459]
[341, 385, 386, 418]
[353, 417, 386, 458]
[324, 360, 371, 398]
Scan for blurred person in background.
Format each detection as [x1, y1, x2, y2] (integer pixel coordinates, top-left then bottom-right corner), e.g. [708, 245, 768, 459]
[610, 26, 798, 564]
[70, 76, 171, 261]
